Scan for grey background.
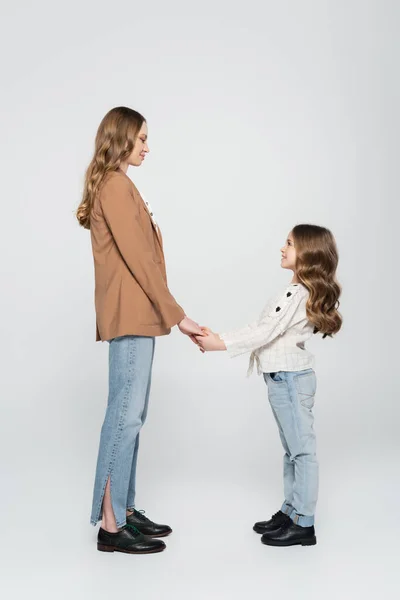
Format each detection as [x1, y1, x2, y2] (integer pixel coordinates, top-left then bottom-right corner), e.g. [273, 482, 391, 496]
[1, 1, 398, 598]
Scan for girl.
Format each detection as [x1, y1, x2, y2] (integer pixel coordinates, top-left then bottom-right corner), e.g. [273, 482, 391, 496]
[195, 224, 342, 547]
[77, 107, 203, 554]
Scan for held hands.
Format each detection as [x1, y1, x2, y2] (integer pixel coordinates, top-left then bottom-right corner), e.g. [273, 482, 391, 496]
[178, 317, 206, 353]
[194, 327, 227, 352]
[177, 318, 226, 353]
[178, 316, 204, 336]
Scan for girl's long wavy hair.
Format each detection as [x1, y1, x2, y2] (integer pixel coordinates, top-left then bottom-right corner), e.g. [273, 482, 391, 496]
[292, 224, 342, 338]
[76, 106, 146, 229]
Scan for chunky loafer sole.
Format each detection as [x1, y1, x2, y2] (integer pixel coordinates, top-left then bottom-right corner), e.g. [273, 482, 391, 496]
[261, 536, 317, 547]
[97, 542, 166, 554]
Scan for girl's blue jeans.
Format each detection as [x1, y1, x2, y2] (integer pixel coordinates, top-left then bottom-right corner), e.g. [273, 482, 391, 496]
[264, 369, 318, 527]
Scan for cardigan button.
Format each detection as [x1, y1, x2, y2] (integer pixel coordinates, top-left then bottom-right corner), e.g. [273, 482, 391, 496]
[276, 306, 281, 312]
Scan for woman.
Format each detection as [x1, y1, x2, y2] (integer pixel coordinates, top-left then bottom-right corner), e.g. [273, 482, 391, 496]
[77, 106, 203, 554]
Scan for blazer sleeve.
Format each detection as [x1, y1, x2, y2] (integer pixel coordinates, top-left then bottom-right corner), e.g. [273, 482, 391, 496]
[100, 175, 185, 328]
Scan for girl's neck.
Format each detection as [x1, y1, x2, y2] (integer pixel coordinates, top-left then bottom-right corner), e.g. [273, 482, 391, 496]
[291, 273, 299, 284]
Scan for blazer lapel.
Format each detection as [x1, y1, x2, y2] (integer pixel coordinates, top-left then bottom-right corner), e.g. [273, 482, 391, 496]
[132, 183, 163, 248]
[119, 170, 163, 249]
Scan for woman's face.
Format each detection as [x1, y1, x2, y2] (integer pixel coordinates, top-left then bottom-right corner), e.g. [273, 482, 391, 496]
[280, 232, 297, 271]
[128, 121, 149, 166]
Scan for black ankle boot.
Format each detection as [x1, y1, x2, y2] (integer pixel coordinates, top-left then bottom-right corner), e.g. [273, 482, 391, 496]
[253, 510, 291, 534]
[261, 520, 317, 547]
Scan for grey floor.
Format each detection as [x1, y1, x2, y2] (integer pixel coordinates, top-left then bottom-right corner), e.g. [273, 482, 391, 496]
[3, 453, 398, 600]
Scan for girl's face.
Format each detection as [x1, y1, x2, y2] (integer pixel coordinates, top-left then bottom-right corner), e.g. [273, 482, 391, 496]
[281, 232, 297, 271]
[128, 122, 149, 166]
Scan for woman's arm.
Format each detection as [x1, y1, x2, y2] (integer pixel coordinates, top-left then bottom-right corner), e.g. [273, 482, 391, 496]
[101, 175, 185, 329]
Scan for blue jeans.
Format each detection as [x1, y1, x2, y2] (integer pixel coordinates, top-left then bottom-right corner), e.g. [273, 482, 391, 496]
[263, 369, 318, 527]
[90, 335, 155, 528]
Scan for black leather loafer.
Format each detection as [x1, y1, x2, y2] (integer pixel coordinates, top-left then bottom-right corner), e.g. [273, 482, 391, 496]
[97, 525, 166, 554]
[126, 509, 172, 537]
[253, 510, 291, 534]
[261, 520, 317, 546]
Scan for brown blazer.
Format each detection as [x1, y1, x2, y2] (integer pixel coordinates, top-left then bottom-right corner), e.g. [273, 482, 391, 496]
[90, 169, 185, 341]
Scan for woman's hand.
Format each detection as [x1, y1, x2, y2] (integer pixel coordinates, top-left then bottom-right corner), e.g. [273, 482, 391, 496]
[178, 316, 204, 336]
[195, 328, 226, 352]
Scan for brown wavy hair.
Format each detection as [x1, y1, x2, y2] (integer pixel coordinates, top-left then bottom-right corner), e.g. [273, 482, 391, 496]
[76, 106, 146, 229]
[292, 224, 342, 338]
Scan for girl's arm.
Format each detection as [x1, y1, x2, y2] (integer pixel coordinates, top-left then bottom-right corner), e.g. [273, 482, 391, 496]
[197, 286, 307, 355]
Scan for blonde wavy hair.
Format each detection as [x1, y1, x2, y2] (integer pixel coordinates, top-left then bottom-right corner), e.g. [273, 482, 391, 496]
[76, 106, 146, 229]
[292, 224, 342, 338]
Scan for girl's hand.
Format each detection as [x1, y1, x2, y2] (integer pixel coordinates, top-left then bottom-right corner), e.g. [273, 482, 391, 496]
[189, 334, 205, 353]
[189, 327, 211, 353]
[195, 329, 226, 352]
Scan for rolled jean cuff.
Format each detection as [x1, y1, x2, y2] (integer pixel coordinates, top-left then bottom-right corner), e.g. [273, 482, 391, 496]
[290, 511, 315, 527]
[281, 501, 294, 516]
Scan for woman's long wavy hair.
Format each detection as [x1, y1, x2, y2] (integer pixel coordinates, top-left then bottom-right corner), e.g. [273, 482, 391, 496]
[76, 106, 146, 229]
[292, 224, 342, 338]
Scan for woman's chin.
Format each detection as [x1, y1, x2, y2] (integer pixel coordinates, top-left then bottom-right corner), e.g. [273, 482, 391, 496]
[129, 159, 143, 167]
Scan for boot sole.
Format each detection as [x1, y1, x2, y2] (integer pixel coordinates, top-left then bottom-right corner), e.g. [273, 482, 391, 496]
[97, 543, 166, 554]
[261, 536, 317, 547]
